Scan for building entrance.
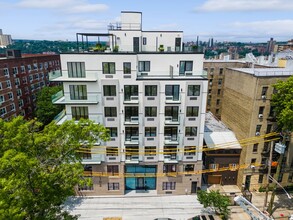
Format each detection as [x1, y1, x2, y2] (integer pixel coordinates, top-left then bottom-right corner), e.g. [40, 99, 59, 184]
[125, 165, 157, 191]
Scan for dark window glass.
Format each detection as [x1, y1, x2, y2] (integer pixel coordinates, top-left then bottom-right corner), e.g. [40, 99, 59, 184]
[186, 106, 199, 117]
[145, 107, 157, 117]
[69, 85, 87, 100]
[138, 61, 150, 72]
[187, 85, 200, 96]
[145, 127, 156, 137]
[71, 106, 88, 120]
[104, 107, 117, 117]
[185, 127, 197, 136]
[103, 85, 116, 96]
[68, 62, 85, 78]
[145, 85, 157, 96]
[165, 85, 180, 101]
[123, 62, 131, 74]
[179, 61, 193, 75]
[124, 85, 138, 101]
[102, 62, 115, 74]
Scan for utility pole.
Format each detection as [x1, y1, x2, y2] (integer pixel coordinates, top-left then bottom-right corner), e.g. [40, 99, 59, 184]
[263, 141, 273, 211]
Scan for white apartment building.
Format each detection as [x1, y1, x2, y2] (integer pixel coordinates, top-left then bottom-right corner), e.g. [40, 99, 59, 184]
[52, 11, 208, 195]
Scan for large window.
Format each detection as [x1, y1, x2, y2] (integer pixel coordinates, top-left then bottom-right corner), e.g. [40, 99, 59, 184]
[162, 182, 176, 190]
[103, 85, 116, 96]
[163, 165, 177, 173]
[145, 107, 157, 117]
[123, 62, 131, 74]
[72, 107, 88, 120]
[103, 62, 115, 74]
[145, 85, 157, 96]
[68, 62, 85, 78]
[164, 127, 178, 139]
[185, 127, 197, 137]
[104, 107, 117, 117]
[107, 165, 119, 175]
[125, 106, 138, 121]
[165, 106, 179, 121]
[125, 127, 139, 141]
[165, 85, 180, 101]
[124, 85, 138, 101]
[138, 61, 150, 72]
[107, 127, 118, 137]
[145, 127, 156, 137]
[69, 85, 87, 100]
[186, 106, 199, 117]
[179, 61, 193, 75]
[188, 85, 200, 96]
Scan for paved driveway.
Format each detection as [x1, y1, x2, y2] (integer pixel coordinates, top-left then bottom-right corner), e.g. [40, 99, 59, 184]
[65, 194, 203, 220]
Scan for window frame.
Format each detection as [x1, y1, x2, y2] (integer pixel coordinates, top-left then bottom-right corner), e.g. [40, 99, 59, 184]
[102, 62, 116, 74]
[185, 127, 198, 137]
[104, 107, 117, 117]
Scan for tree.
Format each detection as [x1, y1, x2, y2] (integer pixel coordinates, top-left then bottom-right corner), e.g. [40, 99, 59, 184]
[267, 76, 293, 215]
[36, 86, 64, 125]
[197, 190, 230, 219]
[0, 117, 109, 219]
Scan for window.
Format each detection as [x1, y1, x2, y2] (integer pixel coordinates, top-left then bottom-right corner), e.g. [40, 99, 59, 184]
[165, 85, 180, 101]
[39, 63, 43, 69]
[69, 85, 87, 100]
[259, 106, 264, 114]
[124, 85, 138, 101]
[251, 158, 256, 164]
[216, 109, 219, 114]
[186, 106, 199, 117]
[0, 82, 2, 90]
[163, 165, 177, 173]
[108, 183, 120, 190]
[107, 165, 119, 175]
[218, 79, 223, 86]
[123, 62, 131, 74]
[256, 125, 261, 133]
[0, 95, 4, 103]
[71, 106, 88, 120]
[184, 164, 194, 172]
[33, 63, 38, 70]
[266, 124, 272, 133]
[15, 78, 20, 86]
[278, 173, 283, 182]
[210, 68, 214, 74]
[10, 103, 15, 112]
[0, 107, 6, 116]
[165, 106, 179, 121]
[187, 85, 200, 96]
[102, 62, 115, 74]
[145, 127, 156, 137]
[6, 80, 11, 88]
[217, 89, 221, 95]
[184, 146, 195, 155]
[145, 107, 157, 117]
[216, 99, 220, 105]
[103, 85, 116, 96]
[8, 92, 13, 100]
[179, 61, 193, 75]
[107, 127, 118, 137]
[261, 86, 268, 96]
[145, 85, 157, 96]
[143, 37, 147, 45]
[125, 106, 138, 121]
[269, 106, 275, 117]
[145, 146, 156, 156]
[3, 68, 9, 76]
[219, 68, 223, 75]
[106, 147, 118, 156]
[13, 67, 18, 74]
[164, 127, 178, 139]
[253, 144, 258, 153]
[21, 65, 25, 73]
[78, 177, 93, 191]
[125, 127, 139, 141]
[27, 65, 31, 71]
[104, 107, 117, 117]
[16, 89, 22, 96]
[138, 61, 150, 72]
[162, 182, 176, 190]
[68, 62, 85, 78]
[258, 175, 264, 183]
[185, 127, 197, 136]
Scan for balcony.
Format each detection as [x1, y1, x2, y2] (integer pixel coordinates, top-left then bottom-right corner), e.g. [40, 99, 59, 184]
[52, 91, 100, 105]
[164, 136, 179, 145]
[165, 96, 181, 104]
[125, 136, 139, 145]
[50, 70, 97, 82]
[124, 96, 139, 104]
[137, 70, 207, 79]
[124, 116, 139, 125]
[165, 116, 180, 125]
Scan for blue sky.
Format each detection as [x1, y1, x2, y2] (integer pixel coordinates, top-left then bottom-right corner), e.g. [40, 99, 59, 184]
[1, 0, 293, 42]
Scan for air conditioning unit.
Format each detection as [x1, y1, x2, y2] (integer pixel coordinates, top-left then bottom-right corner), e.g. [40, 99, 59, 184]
[258, 114, 263, 119]
[261, 95, 266, 100]
[255, 132, 260, 136]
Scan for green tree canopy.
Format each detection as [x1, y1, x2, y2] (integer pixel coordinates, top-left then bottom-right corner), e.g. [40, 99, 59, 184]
[0, 117, 109, 219]
[272, 75, 293, 131]
[197, 190, 230, 219]
[36, 86, 64, 125]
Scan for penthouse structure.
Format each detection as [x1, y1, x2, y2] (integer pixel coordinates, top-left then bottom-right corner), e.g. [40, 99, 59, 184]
[52, 11, 208, 195]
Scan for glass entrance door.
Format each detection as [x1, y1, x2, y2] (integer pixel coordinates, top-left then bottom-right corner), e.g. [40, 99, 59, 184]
[136, 177, 145, 190]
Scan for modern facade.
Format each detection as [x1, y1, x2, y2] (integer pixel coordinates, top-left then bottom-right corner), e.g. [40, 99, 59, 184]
[221, 67, 293, 190]
[0, 50, 60, 120]
[52, 11, 208, 195]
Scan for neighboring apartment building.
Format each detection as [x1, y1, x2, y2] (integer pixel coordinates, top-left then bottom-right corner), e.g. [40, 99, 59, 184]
[0, 29, 12, 48]
[0, 50, 60, 120]
[52, 11, 208, 195]
[221, 67, 293, 190]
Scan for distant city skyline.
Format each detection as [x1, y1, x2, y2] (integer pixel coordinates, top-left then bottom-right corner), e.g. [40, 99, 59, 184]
[1, 0, 293, 42]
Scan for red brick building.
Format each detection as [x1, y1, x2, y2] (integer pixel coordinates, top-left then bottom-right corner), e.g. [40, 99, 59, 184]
[0, 50, 60, 120]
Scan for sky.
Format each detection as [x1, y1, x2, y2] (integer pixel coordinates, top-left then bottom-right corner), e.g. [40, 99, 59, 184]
[1, 0, 293, 42]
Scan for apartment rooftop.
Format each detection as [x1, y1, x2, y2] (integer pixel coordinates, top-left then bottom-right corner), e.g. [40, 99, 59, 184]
[204, 112, 241, 149]
[229, 67, 293, 77]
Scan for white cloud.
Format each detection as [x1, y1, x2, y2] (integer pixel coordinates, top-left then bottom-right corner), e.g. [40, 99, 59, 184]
[16, 0, 108, 13]
[194, 0, 293, 12]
